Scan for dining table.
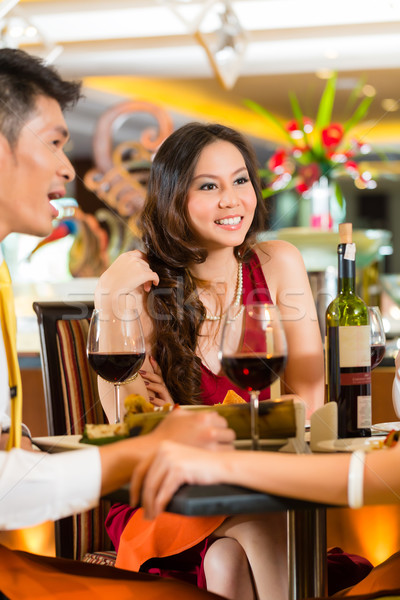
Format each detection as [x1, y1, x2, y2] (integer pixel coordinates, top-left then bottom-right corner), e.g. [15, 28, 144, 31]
[107, 480, 329, 600]
[34, 428, 330, 600]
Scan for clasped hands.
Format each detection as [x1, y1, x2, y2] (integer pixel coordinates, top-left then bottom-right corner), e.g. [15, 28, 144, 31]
[131, 408, 235, 520]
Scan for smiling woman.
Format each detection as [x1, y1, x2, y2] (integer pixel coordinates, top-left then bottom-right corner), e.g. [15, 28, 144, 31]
[95, 121, 325, 600]
[186, 140, 257, 252]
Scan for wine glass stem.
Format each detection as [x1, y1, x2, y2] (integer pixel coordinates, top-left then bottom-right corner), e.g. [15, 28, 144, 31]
[250, 390, 260, 451]
[114, 383, 121, 424]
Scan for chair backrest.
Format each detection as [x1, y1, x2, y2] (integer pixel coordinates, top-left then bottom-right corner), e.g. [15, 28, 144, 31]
[33, 300, 112, 560]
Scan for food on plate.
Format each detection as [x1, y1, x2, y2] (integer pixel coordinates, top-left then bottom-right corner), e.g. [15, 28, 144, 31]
[125, 393, 155, 414]
[222, 390, 246, 405]
[123, 394, 170, 434]
[81, 397, 297, 445]
[384, 430, 400, 448]
[82, 422, 129, 445]
[82, 395, 172, 444]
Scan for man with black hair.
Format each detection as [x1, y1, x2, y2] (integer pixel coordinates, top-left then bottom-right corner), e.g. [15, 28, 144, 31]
[0, 48, 230, 600]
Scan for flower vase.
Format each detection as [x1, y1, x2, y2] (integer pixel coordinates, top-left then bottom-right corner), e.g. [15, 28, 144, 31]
[307, 176, 346, 231]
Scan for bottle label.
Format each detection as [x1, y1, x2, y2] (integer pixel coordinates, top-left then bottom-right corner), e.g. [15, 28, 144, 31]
[344, 243, 356, 261]
[341, 371, 371, 386]
[339, 325, 370, 368]
[357, 395, 372, 428]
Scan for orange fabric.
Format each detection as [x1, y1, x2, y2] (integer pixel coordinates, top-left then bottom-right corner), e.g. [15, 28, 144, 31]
[116, 508, 226, 571]
[0, 544, 223, 600]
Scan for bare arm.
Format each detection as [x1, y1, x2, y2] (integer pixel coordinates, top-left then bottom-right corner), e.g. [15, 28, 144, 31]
[100, 408, 235, 496]
[94, 250, 160, 421]
[133, 441, 400, 519]
[256, 241, 325, 417]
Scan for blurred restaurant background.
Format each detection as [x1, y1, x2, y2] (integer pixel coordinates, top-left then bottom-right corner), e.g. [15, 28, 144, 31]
[2, 0, 400, 569]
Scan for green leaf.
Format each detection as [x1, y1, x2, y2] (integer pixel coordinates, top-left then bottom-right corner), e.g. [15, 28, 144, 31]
[289, 91, 311, 147]
[314, 74, 337, 156]
[243, 99, 295, 145]
[315, 74, 337, 130]
[289, 91, 304, 124]
[343, 96, 374, 133]
[259, 168, 281, 180]
[262, 188, 281, 198]
[344, 75, 367, 114]
[260, 178, 297, 198]
[333, 181, 344, 209]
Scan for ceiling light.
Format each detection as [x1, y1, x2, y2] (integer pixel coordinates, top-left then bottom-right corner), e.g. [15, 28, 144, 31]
[25, 25, 38, 38]
[381, 98, 399, 111]
[8, 24, 24, 38]
[362, 84, 376, 97]
[195, 1, 248, 89]
[316, 68, 335, 79]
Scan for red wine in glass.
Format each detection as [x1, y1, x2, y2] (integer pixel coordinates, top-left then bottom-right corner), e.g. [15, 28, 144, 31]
[221, 354, 287, 391]
[87, 309, 146, 423]
[220, 304, 287, 450]
[368, 306, 386, 371]
[88, 352, 145, 383]
[370, 345, 385, 370]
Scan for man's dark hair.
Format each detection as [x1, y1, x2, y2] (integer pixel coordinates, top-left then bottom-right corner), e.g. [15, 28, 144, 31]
[0, 48, 81, 146]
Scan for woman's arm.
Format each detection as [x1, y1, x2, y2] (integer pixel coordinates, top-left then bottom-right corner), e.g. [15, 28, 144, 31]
[256, 240, 325, 417]
[100, 408, 235, 496]
[94, 250, 160, 421]
[133, 440, 400, 520]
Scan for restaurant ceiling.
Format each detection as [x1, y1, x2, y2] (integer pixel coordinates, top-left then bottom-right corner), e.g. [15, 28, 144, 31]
[5, 0, 400, 156]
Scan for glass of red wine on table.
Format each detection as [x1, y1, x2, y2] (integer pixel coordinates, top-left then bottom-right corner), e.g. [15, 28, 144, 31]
[369, 306, 386, 370]
[87, 308, 146, 423]
[220, 304, 288, 450]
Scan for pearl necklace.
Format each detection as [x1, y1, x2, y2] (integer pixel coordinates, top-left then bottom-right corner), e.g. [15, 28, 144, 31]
[204, 262, 244, 322]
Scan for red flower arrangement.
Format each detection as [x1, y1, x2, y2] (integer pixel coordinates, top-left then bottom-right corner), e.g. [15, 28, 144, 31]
[245, 74, 376, 206]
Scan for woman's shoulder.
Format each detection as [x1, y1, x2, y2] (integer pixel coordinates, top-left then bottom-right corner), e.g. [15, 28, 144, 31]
[254, 239, 305, 267]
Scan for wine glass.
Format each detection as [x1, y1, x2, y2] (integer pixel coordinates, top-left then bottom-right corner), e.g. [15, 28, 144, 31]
[220, 303, 288, 450]
[87, 308, 146, 423]
[369, 306, 386, 370]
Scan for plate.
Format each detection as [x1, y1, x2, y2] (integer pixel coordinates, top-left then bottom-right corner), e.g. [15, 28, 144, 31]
[371, 422, 400, 435]
[314, 436, 384, 453]
[33, 435, 91, 453]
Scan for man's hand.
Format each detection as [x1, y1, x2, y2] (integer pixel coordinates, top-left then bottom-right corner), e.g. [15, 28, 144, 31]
[152, 407, 235, 450]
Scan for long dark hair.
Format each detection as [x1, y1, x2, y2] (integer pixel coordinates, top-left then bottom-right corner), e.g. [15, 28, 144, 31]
[140, 122, 267, 404]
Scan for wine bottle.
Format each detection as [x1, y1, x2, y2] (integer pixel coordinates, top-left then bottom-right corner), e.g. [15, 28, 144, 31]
[325, 223, 371, 438]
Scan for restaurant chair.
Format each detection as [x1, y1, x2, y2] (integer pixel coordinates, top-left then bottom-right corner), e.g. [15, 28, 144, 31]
[33, 300, 116, 565]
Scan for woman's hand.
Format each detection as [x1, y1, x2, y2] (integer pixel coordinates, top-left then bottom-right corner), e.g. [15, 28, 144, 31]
[140, 356, 175, 408]
[130, 409, 235, 517]
[131, 440, 232, 519]
[95, 250, 159, 313]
